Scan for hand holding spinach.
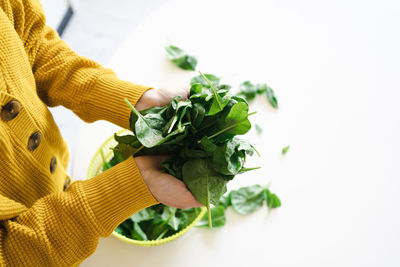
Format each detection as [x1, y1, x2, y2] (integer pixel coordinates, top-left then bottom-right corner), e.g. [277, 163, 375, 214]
[134, 155, 202, 209]
[108, 72, 258, 228]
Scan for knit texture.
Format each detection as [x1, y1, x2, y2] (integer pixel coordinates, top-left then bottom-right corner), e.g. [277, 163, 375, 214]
[0, 0, 158, 266]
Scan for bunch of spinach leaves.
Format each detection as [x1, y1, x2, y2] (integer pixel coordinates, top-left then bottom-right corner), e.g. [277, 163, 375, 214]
[114, 204, 203, 241]
[106, 71, 257, 231]
[197, 184, 281, 228]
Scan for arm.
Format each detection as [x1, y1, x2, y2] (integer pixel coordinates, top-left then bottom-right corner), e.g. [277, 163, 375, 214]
[5, 0, 150, 129]
[0, 157, 158, 266]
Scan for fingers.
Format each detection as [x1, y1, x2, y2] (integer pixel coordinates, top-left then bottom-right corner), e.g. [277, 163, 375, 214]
[143, 169, 203, 210]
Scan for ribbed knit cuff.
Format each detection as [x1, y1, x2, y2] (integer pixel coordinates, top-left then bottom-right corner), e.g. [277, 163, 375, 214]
[86, 72, 152, 129]
[81, 156, 158, 235]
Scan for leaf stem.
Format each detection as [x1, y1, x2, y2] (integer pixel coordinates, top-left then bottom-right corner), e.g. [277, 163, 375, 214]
[250, 144, 261, 157]
[241, 166, 261, 172]
[205, 112, 257, 140]
[124, 98, 143, 119]
[199, 71, 222, 109]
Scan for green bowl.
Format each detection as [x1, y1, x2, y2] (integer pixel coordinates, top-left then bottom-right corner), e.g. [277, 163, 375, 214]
[86, 129, 206, 246]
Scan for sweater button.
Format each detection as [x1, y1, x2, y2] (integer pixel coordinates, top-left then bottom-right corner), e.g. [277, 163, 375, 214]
[1, 100, 21, 121]
[63, 176, 71, 191]
[50, 156, 57, 173]
[28, 132, 42, 151]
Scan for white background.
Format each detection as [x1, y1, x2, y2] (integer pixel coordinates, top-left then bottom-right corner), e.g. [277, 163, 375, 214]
[74, 0, 400, 266]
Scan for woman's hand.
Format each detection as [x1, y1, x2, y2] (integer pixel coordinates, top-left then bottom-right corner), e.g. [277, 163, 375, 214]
[134, 155, 203, 209]
[134, 87, 189, 111]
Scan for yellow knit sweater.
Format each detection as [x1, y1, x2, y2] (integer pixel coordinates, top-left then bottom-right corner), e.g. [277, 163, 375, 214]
[0, 0, 158, 265]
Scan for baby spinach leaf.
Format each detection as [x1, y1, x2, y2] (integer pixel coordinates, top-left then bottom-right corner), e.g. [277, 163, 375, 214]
[207, 94, 230, 116]
[161, 206, 180, 231]
[182, 158, 228, 227]
[238, 81, 257, 101]
[255, 124, 263, 135]
[129, 106, 168, 132]
[208, 102, 252, 141]
[131, 208, 156, 223]
[191, 103, 205, 128]
[124, 98, 165, 148]
[224, 102, 252, 135]
[190, 73, 220, 88]
[199, 136, 216, 153]
[165, 45, 197, 70]
[212, 140, 243, 176]
[112, 143, 138, 159]
[219, 194, 231, 209]
[115, 219, 132, 237]
[230, 185, 265, 215]
[132, 222, 148, 241]
[190, 83, 203, 95]
[257, 83, 278, 109]
[282, 145, 290, 155]
[197, 205, 226, 228]
[237, 81, 278, 109]
[114, 133, 136, 145]
[199, 71, 223, 112]
[177, 208, 202, 229]
[265, 189, 281, 209]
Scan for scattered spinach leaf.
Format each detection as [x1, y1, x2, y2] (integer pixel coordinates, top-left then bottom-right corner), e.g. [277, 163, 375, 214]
[265, 189, 281, 209]
[237, 81, 278, 109]
[282, 145, 290, 155]
[230, 185, 265, 215]
[255, 124, 263, 135]
[165, 45, 197, 70]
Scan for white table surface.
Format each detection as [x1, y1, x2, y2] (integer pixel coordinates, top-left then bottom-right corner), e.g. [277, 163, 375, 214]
[74, 0, 400, 266]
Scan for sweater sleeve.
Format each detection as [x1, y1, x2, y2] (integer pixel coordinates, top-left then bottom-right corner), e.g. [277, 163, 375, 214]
[3, 0, 151, 130]
[0, 157, 158, 266]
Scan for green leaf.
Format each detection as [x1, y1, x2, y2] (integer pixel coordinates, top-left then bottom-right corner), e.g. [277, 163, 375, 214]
[257, 83, 278, 109]
[212, 139, 243, 176]
[231, 185, 265, 215]
[219, 194, 231, 209]
[161, 206, 180, 231]
[132, 222, 148, 241]
[115, 219, 132, 238]
[197, 205, 226, 228]
[199, 71, 223, 112]
[282, 145, 290, 155]
[207, 94, 230, 116]
[255, 124, 263, 135]
[208, 103, 252, 142]
[265, 189, 281, 209]
[190, 73, 220, 88]
[238, 81, 257, 102]
[177, 208, 202, 229]
[165, 45, 197, 70]
[124, 98, 166, 148]
[182, 159, 228, 227]
[112, 143, 138, 159]
[131, 208, 156, 223]
[199, 136, 216, 154]
[224, 102, 252, 135]
[191, 103, 206, 128]
[190, 83, 203, 95]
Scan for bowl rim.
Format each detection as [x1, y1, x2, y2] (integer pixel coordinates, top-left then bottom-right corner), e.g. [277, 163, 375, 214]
[86, 129, 206, 246]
